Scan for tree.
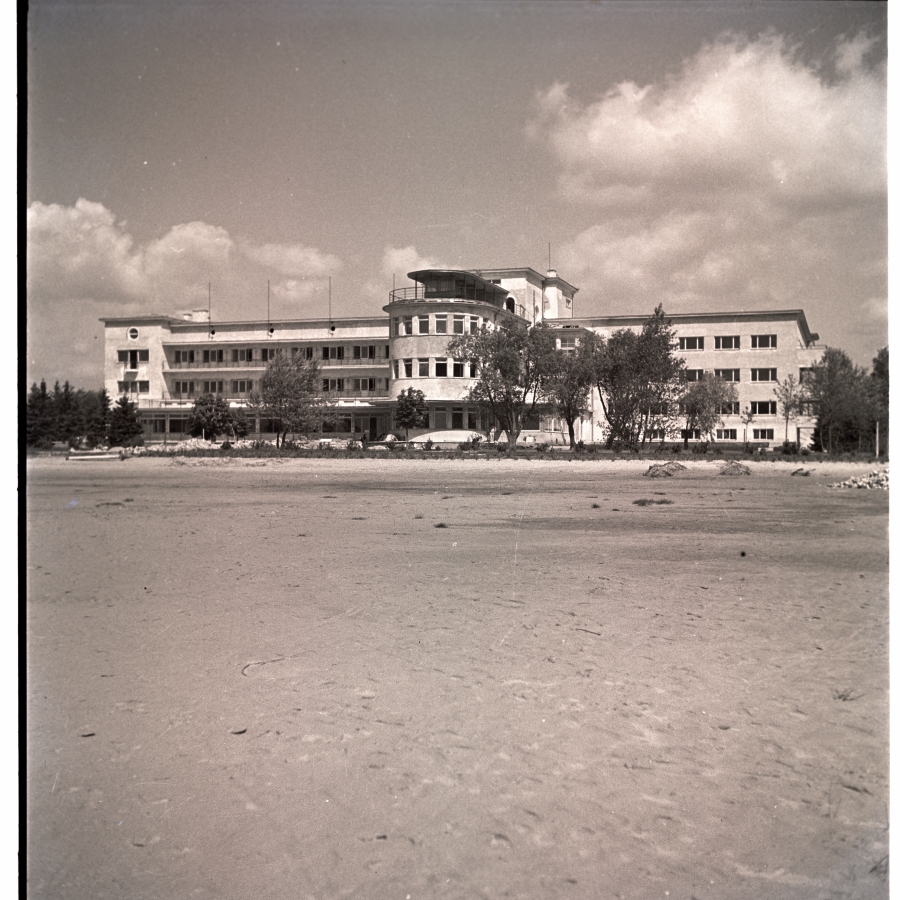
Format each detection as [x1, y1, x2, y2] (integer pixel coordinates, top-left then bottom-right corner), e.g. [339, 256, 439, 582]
[395, 387, 429, 439]
[543, 338, 594, 447]
[869, 347, 888, 453]
[249, 350, 324, 447]
[590, 306, 685, 448]
[680, 376, 738, 445]
[186, 394, 247, 441]
[805, 348, 868, 453]
[82, 389, 112, 447]
[108, 395, 144, 447]
[772, 374, 807, 444]
[447, 322, 557, 450]
[25, 380, 54, 447]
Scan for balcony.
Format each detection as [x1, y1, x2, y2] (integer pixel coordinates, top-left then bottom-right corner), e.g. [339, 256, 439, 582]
[389, 278, 527, 319]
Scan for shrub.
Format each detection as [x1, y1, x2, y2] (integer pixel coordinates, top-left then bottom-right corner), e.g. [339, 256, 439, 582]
[220, 440, 232, 450]
[424, 438, 434, 451]
[781, 441, 799, 455]
[671, 445, 681, 454]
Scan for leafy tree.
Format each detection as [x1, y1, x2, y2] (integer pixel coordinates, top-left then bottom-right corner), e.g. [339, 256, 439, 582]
[395, 387, 429, 439]
[869, 347, 888, 452]
[590, 306, 685, 448]
[187, 393, 247, 441]
[772, 374, 807, 443]
[543, 337, 595, 447]
[249, 350, 324, 447]
[680, 375, 738, 445]
[805, 348, 868, 453]
[108, 394, 144, 447]
[447, 322, 557, 450]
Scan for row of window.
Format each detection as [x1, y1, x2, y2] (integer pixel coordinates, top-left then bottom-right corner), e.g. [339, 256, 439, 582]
[679, 334, 777, 351]
[685, 367, 779, 382]
[170, 378, 388, 398]
[394, 358, 475, 379]
[172, 345, 389, 364]
[117, 381, 150, 393]
[393, 314, 482, 336]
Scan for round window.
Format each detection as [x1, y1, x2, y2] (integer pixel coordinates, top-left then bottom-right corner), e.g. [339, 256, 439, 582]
[128, 327, 139, 340]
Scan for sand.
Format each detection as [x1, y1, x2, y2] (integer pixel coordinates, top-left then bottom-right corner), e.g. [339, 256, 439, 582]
[26, 456, 889, 899]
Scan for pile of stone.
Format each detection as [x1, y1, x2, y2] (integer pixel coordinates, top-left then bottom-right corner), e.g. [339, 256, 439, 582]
[719, 461, 751, 476]
[644, 461, 687, 477]
[828, 466, 889, 490]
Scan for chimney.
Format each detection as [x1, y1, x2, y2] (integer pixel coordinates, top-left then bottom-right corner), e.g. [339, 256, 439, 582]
[547, 269, 558, 279]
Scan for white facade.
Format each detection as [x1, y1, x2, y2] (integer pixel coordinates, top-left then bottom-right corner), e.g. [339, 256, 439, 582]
[102, 266, 821, 446]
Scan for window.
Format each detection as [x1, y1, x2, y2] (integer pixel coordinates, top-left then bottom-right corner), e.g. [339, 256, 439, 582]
[684, 369, 704, 382]
[403, 359, 413, 378]
[559, 335, 577, 355]
[469, 316, 479, 334]
[352, 378, 376, 391]
[799, 367, 814, 384]
[753, 428, 774, 440]
[120, 349, 149, 369]
[173, 381, 194, 397]
[202, 380, 225, 394]
[467, 410, 478, 430]
[681, 429, 702, 440]
[645, 429, 666, 441]
[393, 360, 399, 378]
[453, 360, 465, 377]
[451, 408, 464, 429]
[384, 345, 391, 358]
[402, 316, 413, 336]
[679, 336, 704, 351]
[174, 350, 195, 364]
[715, 336, 740, 350]
[751, 368, 777, 382]
[434, 315, 447, 334]
[321, 346, 344, 361]
[714, 369, 740, 382]
[750, 401, 777, 415]
[391, 318, 399, 336]
[230, 380, 253, 393]
[435, 358, 448, 377]
[751, 334, 777, 349]
[232, 348, 254, 362]
[168, 417, 189, 433]
[418, 316, 429, 335]
[203, 349, 224, 363]
[716, 429, 738, 440]
[719, 401, 740, 415]
[117, 380, 150, 394]
[127, 327, 139, 340]
[418, 359, 429, 377]
[565, 296, 572, 307]
[323, 378, 345, 392]
[453, 315, 465, 334]
[434, 408, 447, 429]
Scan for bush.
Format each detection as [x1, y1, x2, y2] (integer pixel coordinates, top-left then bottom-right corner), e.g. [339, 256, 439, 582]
[458, 440, 473, 451]
[424, 438, 434, 451]
[781, 441, 799, 455]
[671, 445, 681, 454]
[220, 440, 232, 450]
[691, 442, 709, 454]
[574, 440, 586, 452]
[800, 447, 810, 456]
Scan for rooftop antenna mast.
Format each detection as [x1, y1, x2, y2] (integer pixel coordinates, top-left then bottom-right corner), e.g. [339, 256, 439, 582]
[208, 283, 214, 337]
[329, 276, 335, 331]
[267, 280, 274, 335]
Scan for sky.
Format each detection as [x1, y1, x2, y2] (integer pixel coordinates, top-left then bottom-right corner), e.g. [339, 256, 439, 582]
[26, 0, 888, 388]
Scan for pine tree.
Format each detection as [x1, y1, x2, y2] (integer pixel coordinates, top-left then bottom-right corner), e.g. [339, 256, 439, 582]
[108, 395, 144, 447]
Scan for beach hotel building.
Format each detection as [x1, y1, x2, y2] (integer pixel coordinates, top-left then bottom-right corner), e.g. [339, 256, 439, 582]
[101, 266, 822, 446]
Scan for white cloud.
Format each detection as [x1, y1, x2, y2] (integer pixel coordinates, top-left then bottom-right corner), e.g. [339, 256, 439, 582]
[534, 32, 886, 363]
[27, 199, 148, 301]
[26, 199, 345, 381]
[381, 245, 447, 280]
[533, 32, 885, 208]
[242, 242, 342, 279]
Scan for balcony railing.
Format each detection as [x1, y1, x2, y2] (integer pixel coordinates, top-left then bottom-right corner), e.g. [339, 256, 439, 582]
[389, 286, 526, 318]
[167, 356, 390, 369]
